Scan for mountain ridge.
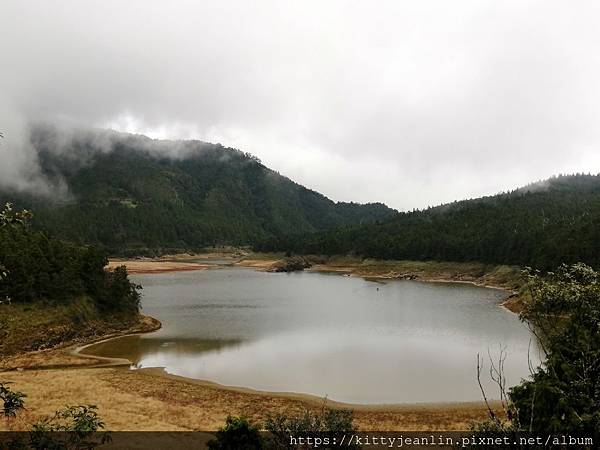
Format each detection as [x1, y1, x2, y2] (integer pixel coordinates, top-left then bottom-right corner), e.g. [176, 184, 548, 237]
[257, 173, 600, 269]
[0, 125, 395, 255]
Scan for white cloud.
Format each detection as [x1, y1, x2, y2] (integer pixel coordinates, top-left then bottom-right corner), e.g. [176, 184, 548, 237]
[2, 0, 600, 209]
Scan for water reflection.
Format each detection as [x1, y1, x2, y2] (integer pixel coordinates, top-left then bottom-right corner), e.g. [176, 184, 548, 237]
[84, 268, 541, 404]
[87, 335, 242, 366]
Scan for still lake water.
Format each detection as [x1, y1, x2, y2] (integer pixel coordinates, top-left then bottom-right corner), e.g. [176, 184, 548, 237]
[86, 268, 540, 404]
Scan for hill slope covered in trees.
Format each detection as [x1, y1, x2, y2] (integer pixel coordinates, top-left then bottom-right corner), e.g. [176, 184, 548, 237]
[257, 175, 600, 270]
[0, 202, 143, 356]
[0, 125, 394, 254]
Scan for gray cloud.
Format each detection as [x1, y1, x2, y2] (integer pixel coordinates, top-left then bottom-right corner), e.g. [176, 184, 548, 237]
[2, 0, 600, 209]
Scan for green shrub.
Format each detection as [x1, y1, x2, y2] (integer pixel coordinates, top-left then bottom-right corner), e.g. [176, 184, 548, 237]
[0, 382, 26, 419]
[29, 405, 110, 450]
[265, 405, 358, 450]
[1, 383, 109, 449]
[473, 263, 600, 440]
[207, 415, 264, 450]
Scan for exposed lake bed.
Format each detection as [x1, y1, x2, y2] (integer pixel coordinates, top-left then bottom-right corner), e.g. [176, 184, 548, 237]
[1, 260, 537, 431]
[83, 267, 540, 404]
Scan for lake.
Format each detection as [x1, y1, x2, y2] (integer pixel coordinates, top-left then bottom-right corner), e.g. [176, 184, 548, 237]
[85, 267, 540, 404]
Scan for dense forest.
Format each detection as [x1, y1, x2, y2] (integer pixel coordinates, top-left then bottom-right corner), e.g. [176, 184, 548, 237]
[257, 174, 600, 270]
[3, 126, 599, 270]
[0, 202, 140, 312]
[0, 125, 394, 255]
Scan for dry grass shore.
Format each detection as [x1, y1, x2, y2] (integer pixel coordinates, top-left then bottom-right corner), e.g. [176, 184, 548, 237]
[1, 253, 515, 431]
[0, 311, 499, 432]
[107, 259, 211, 274]
[0, 357, 499, 431]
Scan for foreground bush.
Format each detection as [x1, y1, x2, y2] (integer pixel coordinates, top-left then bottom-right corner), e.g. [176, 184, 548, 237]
[0, 383, 109, 449]
[265, 406, 358, 450]
[207, 416, 264, 450]
[29, 405, 110, 450]
[473, 263, 600, 440]
[0, 382, 26, 420]
[207, 405, 358, 450]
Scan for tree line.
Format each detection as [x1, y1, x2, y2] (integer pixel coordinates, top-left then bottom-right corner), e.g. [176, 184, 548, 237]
[0, 203, 140, 313]
[257, 174, 600, 270]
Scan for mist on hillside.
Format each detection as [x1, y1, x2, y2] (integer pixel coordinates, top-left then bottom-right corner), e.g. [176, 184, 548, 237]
[3, 1, 600, 209]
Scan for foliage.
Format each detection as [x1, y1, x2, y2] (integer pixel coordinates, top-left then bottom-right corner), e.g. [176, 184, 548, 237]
[468, 419, 522, 450]
[258, 174, 600, 270]
[32, 405, 105, 433]
[29, 405, 110, 450]
[0, 203, 33, 228]
[509, 264, 600, 435]
[0, 202, 32, 288]
[207, 416, 264, 450]
[0, 203, 140, 312]
[207, 407, 358, 450]
[1, 381, 109, 449]
[265, 406, 359, 450]
[0, 382, 26, 418]
[0, 126, 394, 254]
[472, 263, 600, 440]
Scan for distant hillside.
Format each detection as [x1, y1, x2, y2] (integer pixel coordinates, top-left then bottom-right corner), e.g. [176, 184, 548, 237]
[257, 174, 600, 269]
[0, 125, 395, 255]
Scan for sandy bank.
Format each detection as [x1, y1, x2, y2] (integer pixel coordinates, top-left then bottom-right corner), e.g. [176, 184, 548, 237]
[107, 260, 211, 274]
[234, 258, 279, 269]
[0, 363, 499, 431]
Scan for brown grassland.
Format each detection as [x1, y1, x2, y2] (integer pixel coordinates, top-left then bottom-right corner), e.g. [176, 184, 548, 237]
[0, 358, 501, 431]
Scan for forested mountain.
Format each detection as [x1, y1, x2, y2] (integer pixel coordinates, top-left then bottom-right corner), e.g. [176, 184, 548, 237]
[0, 125, 394, 254]
[257, 175, 600, 270]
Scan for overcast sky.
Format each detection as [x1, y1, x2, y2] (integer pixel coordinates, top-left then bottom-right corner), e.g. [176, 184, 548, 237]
[2, 1, 600, 210]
